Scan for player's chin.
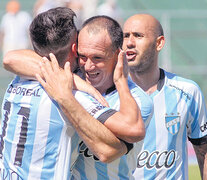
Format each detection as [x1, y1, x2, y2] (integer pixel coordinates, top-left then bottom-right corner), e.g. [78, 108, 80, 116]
[127, 59, 136, 66]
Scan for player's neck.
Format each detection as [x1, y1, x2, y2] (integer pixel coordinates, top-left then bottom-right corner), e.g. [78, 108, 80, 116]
[130, 67, 161, 95]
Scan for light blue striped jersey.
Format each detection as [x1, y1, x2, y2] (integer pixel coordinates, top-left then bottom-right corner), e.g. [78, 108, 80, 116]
[133, 69, 207, 180]
[0, 76, 116, 180]
[71, 78, 153, 180]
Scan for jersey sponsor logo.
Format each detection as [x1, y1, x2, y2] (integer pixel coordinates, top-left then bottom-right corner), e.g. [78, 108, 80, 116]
[88, 101, 105, 117]
[7, 85, 41, 97]
[169, 84, 191, 101]
[137, 150, 179, 170]
[200, 122, 207, 132]
[78, 141, 99, 161]
[165, 113, 180, 135]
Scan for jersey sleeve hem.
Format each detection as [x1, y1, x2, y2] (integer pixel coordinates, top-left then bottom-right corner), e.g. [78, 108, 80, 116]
[188, 134, 207, 145]
[97, 109, 117, 124]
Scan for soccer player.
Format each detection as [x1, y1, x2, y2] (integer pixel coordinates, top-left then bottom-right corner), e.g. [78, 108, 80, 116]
[0, 8, 143, 179]
[122, 14, 207, 179]
[40, 15, 152, 179]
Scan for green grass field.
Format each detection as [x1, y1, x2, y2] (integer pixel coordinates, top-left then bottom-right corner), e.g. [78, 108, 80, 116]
[189, 165, 201, 180]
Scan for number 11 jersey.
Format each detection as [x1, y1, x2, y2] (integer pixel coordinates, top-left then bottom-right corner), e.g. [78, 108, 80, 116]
[0, 76, 116, 180]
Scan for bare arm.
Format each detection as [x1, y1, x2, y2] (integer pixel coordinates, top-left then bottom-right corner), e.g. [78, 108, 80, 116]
[104, 50, 145, 143]
[36, 53, 127, 163]
[4, 49, 144, 144]
[3, 49, 43, 78]
[59, 90, 126, 163]
[193, 143, 207, 179]
[205, 152, 207, 180]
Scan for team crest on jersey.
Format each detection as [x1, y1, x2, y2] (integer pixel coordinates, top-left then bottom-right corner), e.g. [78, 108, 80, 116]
[165, 113, 180, 135]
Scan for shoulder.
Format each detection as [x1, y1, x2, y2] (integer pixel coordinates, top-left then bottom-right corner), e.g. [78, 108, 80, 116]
[18, 11, 31, 17]
[0, 13, 10, 25]
[164, 70, 203, 95]
[10, 76, 57, 106]
[128, 78, 152, 101]
[18, 11, 32, 21]
[1, 13, 10, 19]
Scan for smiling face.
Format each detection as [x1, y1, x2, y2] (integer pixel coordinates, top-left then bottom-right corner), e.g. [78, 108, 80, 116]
[78, 28, 118, 94]
[122, 14, 159, 73]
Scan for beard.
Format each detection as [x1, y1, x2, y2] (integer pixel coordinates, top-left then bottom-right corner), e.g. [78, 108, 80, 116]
[129, 42, 157, 74]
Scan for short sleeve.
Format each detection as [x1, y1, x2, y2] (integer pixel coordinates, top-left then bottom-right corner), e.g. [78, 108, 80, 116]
[73, 90, 117, 122]
[187, 85, 207, 140]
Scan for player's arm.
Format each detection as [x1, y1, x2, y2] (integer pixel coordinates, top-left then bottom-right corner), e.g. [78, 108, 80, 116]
[188, 86, 207, 180]
[3, 49, 43, 78]
[36, 53, 127, 163]
[58, 86, 127, 163]
[103, 50, 145, 143]
[3, 49, 108, 106]
[192, 136, 207, 179]
[204, 149, 207, 180]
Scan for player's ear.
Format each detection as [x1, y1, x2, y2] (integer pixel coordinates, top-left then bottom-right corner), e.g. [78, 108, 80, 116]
[72, 43, 78, 57]
[156, 36, 165, 52]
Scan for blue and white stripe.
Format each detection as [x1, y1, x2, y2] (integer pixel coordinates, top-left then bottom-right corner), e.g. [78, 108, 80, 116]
[72, 78, 153, 180]
[0, 76, 114, 180]
[133, 70, 207, 180]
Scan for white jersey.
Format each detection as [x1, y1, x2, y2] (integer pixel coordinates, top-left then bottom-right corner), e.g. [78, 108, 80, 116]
[133, 69, 207, 180]
[0, 76, 116, 180]
[71, 78, 153, 180]
[0, 11, 32, 55]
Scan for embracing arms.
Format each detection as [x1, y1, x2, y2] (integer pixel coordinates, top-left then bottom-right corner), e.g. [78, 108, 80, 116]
[4, 50, 128, 162]
[3, 49, 145, 144]
[3, 50, 108, 106]
[3, 50, 145, 160]
[3, 49, 43, 78]
[36, 53, 127, 163]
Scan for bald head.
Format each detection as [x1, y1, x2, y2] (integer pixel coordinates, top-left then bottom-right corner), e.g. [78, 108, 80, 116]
[124, 14, 163, 38]
[6, 0, 20, 14]
[122, 14, 165, 74]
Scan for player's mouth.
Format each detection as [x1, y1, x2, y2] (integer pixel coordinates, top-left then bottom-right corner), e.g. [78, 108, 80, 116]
[126, 50, 137, 61]
[86, 71, 100, 79]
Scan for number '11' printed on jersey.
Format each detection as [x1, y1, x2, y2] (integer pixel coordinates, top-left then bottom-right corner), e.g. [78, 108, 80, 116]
[0, 100, 30, 167]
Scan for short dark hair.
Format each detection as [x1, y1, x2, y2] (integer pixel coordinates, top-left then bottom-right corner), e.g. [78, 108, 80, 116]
[29, 7, 77, 66]
[80, 15, 123, 51]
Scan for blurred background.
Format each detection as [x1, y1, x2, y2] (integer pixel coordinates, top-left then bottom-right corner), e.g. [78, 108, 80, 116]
[0, 0, 206, 179]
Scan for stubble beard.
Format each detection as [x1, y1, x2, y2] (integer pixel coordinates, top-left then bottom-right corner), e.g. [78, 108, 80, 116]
[129, 42, 157, 75]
